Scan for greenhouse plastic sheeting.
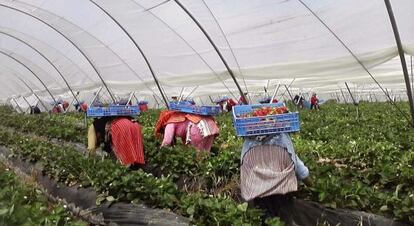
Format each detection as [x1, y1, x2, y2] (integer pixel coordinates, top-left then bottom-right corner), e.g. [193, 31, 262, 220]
[0, 0, 413, 103]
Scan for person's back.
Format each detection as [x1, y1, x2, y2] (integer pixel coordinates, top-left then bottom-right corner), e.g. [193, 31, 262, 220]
[33, 106, 41, 114]
[311, 95, 318, 104]
[111, 118, 145, 166]
[240, 133, 310, 218]
[310, 94, 319, 110]
[88, 117, 145, 168]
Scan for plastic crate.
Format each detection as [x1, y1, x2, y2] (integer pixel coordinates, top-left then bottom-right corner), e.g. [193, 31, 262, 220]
[258, 97, 271, 104]
[232, 103, 300, 136]
[87, 105, 140, 117]
[213, 97, 229, 104]
[169, 102, 221, 116]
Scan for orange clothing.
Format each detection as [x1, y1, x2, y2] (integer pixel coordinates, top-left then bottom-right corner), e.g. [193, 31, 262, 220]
[155, 110, 211, 137]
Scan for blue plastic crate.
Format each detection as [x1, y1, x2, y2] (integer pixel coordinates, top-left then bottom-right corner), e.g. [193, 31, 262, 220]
[213, 97, 230, 104]
[232, 103, 300, 136]
[169, 102, 221, 116]
[87, 105, 140, 117]
[258, 97, 272, 104]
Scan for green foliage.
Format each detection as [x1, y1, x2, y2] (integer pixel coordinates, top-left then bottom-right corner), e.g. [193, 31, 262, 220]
[0, 163, 87, 226]
[1, 102, 414, 223]
[0, 129, 266, 225]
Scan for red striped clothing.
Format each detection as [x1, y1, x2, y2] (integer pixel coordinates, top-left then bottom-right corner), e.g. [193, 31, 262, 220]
[110, 118, 145, 165]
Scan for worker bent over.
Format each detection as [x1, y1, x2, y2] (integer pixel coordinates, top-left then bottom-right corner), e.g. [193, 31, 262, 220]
[88, 117, 145, 169]
[155, 110, 220, 152]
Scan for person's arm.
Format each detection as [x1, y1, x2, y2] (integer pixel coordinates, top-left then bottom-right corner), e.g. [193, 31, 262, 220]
[294, 154, 313, 186]
[294, 154, 309, 180]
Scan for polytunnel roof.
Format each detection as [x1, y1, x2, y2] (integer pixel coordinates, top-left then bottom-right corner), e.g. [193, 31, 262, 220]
[0, 0, 413, 104]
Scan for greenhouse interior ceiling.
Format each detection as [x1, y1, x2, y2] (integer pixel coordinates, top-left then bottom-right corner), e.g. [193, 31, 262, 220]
[0, 0, 413, 107]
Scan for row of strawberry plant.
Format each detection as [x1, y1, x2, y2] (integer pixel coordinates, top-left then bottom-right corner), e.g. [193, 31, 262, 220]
[296, 102, 414, 222]
[0, 162, 87, 226]
[1, 103, 414, 222]
[0, 128, 283, 225]
[0, 106, 243, 196]
[0, 106, 86, 143]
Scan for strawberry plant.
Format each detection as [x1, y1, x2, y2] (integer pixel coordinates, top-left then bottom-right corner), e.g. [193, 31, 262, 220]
[0, 162, 87, 226]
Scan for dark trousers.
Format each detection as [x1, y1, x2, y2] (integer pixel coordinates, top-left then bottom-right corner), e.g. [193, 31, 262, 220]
[253, 193, 294, 221]
[311, 103, 319, 110]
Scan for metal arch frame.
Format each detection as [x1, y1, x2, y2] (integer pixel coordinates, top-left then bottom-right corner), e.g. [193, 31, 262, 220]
[0, 26, 97, 83]
[130, 0, 238, 100]
[0, 50, 58, 105]
[199, 0, 250, 100]
[0, 48, 65, 92]
[21, 95, 32, 111]
[384, 0, 414, 127]
[173, 0, 248, 104]
[89, 0, 170, 108]
[0, 31, 81, 106]
[17, 77, 49, 111]
[2, 2, 167, 103]
[11, 97, 24, 113]
[0, 3, 116, 103]
[0, 72, 45, 111]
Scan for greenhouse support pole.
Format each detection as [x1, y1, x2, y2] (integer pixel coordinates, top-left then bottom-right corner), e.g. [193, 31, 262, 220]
[21, 96, 32, 113]
[284, 85, 294, 101]
[340, 88, 348, 104]
[208, 96, 214, 104]
[0, 50, 57, 106]
[0, 31, 80, 107]
[270, 83, 281, 103]
[184, 86, 199, 100]
[335, 92, 341, 102]
[198, 97, 205, 105]
[126, 91, 135, 107]
[89, 0, 169, 109]
[384, 0, 414, 126]
[0, 4, 116, 104]
[152, 94, 160, 106]
[411, 56, 413, 94]
[280, 78, 296, 97]
[17, 77, 48, 111]
[178, 87, 185, 101]
[11, 97, 24, 113]
[174, 0, 247, 104]
[345, 82, 358, 106]
[345, 82, 359, 118]
[284, 85, 298, 111]
[67, 92, 80, 112]
[90, 86, 103, 107]
[133, 94, 139, 105]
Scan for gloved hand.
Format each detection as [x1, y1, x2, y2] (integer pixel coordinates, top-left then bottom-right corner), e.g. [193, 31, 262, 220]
[303, 177, 313, 187]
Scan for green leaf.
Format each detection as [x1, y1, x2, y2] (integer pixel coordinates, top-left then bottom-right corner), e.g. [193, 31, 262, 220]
[0, 208, 8, 215]
[186, 205, 195, 216]
[380, 205, 388, 212]
[106, 196, 115, 202]
[237, 203, 248, 212]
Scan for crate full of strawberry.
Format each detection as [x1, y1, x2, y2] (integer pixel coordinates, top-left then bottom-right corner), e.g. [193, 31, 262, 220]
[232, 103, 300, 136]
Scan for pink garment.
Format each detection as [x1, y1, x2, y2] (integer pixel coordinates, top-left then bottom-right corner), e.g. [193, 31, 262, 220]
[162, 121, 189, 146]
[188, 122, 215, 152]
[161, 118, 219, 152]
